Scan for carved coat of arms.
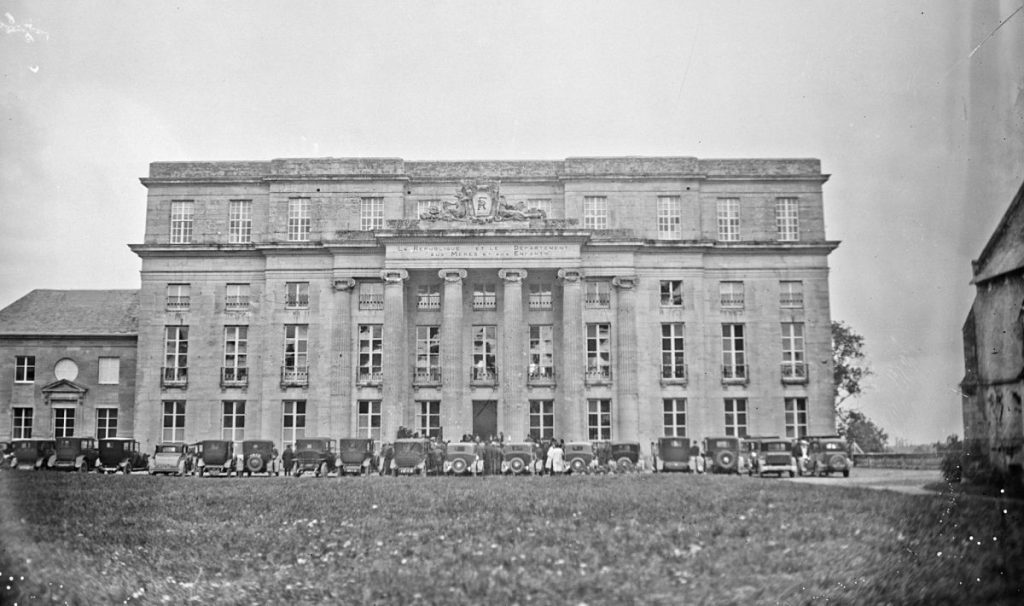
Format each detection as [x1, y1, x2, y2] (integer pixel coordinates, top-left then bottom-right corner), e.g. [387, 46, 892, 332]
[419, 180, 547, 223]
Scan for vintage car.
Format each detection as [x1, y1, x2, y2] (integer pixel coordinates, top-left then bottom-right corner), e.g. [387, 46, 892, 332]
[809, 437, 852, 477]
[241, 440, 279, 476]
[98, 438, 149, 474]
[11, 439, 56, 470]
[196, 439, 235, 477]
[501, 442, 540, 475]
[50, 437, 100, 472]
[444, 442, 482, 476]
[337, 438, 375, 476]
[654, 437, 696, 473]
[293, 437, 336, 477]
[185, 442, 203, 475]
[391, 438, 430, 475]
[703, 436, 750, 474]
[149, 442, 188, 476]
[564, 442, 596, 474]
[610, 442, 641, 472]
[756, 439, 798, 478]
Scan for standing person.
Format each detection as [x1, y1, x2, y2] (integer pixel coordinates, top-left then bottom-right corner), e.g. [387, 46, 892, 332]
[689, 442, 705, 474]
[282, 444, 294, 476]
[546, 439, 565, 474]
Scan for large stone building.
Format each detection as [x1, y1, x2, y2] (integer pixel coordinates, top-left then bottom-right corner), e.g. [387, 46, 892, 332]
[3, 156, 839, 456]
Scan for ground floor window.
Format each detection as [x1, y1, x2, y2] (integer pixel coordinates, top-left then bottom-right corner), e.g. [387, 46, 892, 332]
[53, 407, 75, 438]
[357, 400, 381, 442]
[222, 401, 245, 441]
[529, 400, 554, 440]
[163, 401, 185, 442]
[724, 398, 747, 437]
[785, 397, 808, 438]
[282, 400, 306, 446]
[663, 398, 686, 437]
[96, 408, 117, 439]
[417, 400, 441, 438]
[587, 399, 611, 440]
[12, 407, 32, 438]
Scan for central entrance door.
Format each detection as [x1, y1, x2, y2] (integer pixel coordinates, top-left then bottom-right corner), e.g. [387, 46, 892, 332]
[472, 400, 498, 440]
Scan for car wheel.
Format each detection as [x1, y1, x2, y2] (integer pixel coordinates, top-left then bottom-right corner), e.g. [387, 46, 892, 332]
[570, 458, 586, 474]
[79, 461, 89, 473]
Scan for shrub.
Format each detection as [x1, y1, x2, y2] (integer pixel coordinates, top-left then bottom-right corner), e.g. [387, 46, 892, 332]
[940, 447, 962, 483]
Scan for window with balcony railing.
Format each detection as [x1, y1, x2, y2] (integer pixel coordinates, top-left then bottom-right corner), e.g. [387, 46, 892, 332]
[472, 284, 496, 310]
[721, 364, 747, 382]
[417, 285, 441, 310]
[585, 323, 611, 382]
[221, 366, 248, 387]
[470, 365, 498, 384]
[719, 281, 744, 309]
[358, 282, 384, 310]
[528, 366, 556, 384]
[413, 368, 442, 385]
[780, 280, 803, 308]
[584, 281, 610, 308]
[781, 362, 807, 383]
[722, 323, 746, 383]
[161, 366, 188, 387]
[166, 284, 191, 311]
[285, 282, 309, 309]
[280, 365, 309, 387]
[528, 283, 552, 310]
[225, 283, 250, 311]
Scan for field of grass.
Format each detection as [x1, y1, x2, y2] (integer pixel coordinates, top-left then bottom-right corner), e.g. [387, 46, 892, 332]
[1, 472, 1021, 605]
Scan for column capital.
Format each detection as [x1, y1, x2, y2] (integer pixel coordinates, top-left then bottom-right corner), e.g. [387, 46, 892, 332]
[332, 278, 356, 292]
[438, 269, 468, 283]
[381, 269, 409, 284]
[612, 276, 637, 290]
[557, 268, 584, 283]
[498, 268, 528, 283]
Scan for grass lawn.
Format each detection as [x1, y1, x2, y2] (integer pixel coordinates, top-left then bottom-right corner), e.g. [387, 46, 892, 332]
[1, 472, 1021, 605]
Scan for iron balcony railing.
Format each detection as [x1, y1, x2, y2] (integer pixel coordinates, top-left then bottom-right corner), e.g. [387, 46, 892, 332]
[585, 366, 612, 382]
[781, 362, 808, 383]
[720, 295, 744, 308]
[281, 366, 309, 387]
[584, 294, 610, 308]
[357, 371, 384, 386]
[528, 367, 556, 384]
[221, 367, 248, 387]
[470, 367, 498, 384]
[472, 294, 496, 310]
[417, 295, 441, 310]
[413, 368, 442, 385]
[722, 364, 748, 383]
[166, 296, 190, 311]
[528, 293, 552, 310]
[779, 293, 804, 308]
[224, 296, 250, 311]
[661, 364, 688, 381]
[161, 367, 188, 388]
[285, 294, 309, 309]
[358, 294, 384, 310]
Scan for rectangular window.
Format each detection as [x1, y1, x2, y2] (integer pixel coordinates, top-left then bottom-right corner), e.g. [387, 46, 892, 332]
[724, 399, 748, 437]
[527, 199, 552, 217]
[584, 281, 610, 308]
[162, 401, 185, 442]
[716, 198, 740, 242]
[223, 326, 248, 384]
[163, 326, 189, 386]
[360, 197, 384, 231]
[661, 323, 686, 380]
[472, 283, 496, 310]
[586, 323, 611, 380]
[660, 280, 683, 307]
[222, 401, 245, 441]
[417, 400, 441, 438]
[98, 357, 120, 385]
[166, 283, 191, 311]
[663, 398, 686, 437]
[284, 324, 309, 378]
[529, 400, 554, 440]
[785, 397, 808, 438]
[587, 399, 612, 440]
[228, 200, 252, 244]
[720, 281, 744, 308]
[53, 407, 75, 438]
[15, 356, 35, 383]
[358, 281, 384, 310]
[583, 196, 608, 229]
[287, 198, 310, 242]
[357, 400, 382, 442]
[528, 282, 552, 310]
[417, 284, 441, 310]
[657, 196, 681, 239]
[282, 400, 306, 445]
[776, 197, 800, 241]
[414, 326, 441, 383]
[471, 325, 497, 381]
[722, 324, 746, 381]
[781, 322, 806, 381]
[96, 408, 117, 439]
[780, 280, 803, 308]
[358, 324, 384, 382]
[226, 283, 251, 311]
[285, 281, 310, 309]
[417, 198, 441, 219]
[170, 200, 194, 244]
[13, 407, 33, 438]
[528, 325, 555, 381]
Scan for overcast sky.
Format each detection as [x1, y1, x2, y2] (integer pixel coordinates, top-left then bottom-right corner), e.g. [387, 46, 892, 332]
[1, 1, 1022, 444]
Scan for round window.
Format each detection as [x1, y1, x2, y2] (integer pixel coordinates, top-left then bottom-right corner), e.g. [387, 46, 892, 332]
[54, 358, 79, 381]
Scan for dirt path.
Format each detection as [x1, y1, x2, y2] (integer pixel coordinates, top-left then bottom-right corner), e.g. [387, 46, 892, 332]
[786, 467, 942, 496]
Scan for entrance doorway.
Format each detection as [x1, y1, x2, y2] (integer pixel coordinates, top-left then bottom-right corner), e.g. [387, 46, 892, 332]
[472, 400, 497, 440]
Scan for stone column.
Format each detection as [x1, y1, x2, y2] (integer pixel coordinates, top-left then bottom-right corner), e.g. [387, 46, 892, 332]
[439, 269, 467, 440]
[499, 268, 527, 441]
[613, 276, 639, 441]
[381, 269, 409, 441]
[557, 269, 585, 441]
[331, 278, 355, 437]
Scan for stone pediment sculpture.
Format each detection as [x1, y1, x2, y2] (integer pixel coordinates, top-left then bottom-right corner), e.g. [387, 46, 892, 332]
[419, 180, 547, 223]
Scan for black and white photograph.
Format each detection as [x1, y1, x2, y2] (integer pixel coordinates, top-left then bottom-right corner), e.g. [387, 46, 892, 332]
[0, 1, 1021, 603]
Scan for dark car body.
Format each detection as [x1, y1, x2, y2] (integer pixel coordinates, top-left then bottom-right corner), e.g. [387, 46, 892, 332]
[501, 442, 540, 475]
[51, 437, 99, 472]
[392, 438, 430, 475]
[149, 442, 188, 475]
[564, 442, 595, 474]
[242, 440, 279, 476]
[337, 438, 375, 476]
[294, 438, 336, 476]
[655, 437, 693, 472]
[98, 438, 148, 474]
[0, 440, 12, 469]
[809, 438, 852, 477]
[703, 437, 749, 474]
[757, 439, 798, 477]
[444, 442, 481, 475]
[197, 440, 234, 476]
[610, 442, 641, 472]
[12, 439, 56, 470]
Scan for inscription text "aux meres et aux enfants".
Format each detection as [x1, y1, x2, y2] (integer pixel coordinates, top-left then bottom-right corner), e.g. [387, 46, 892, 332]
[390, 244, 575, 259]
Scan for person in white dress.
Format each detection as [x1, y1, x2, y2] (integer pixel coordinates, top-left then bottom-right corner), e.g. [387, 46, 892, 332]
[545, 440, 565, 474]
